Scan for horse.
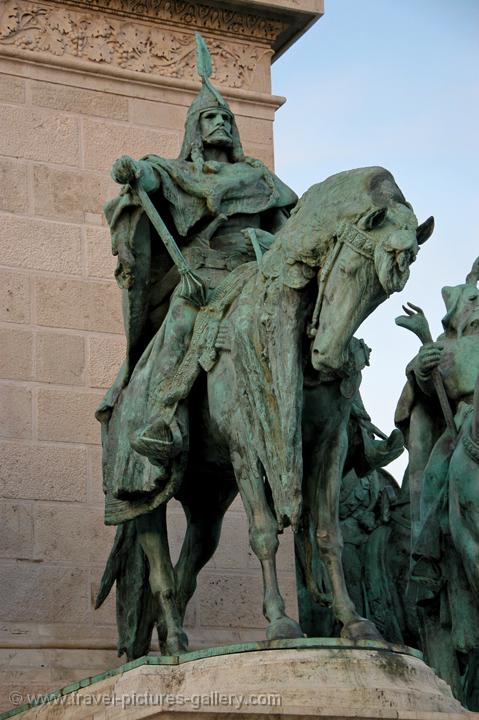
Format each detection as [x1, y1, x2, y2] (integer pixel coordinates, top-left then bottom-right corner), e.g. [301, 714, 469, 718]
[96, 166, 433, 657]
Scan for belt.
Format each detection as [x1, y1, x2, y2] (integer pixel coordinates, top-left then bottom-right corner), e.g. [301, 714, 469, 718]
[184, 246, 254, 271]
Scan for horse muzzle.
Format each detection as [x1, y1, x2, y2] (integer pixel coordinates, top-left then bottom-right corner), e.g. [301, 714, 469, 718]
[311, 341, 348, 377]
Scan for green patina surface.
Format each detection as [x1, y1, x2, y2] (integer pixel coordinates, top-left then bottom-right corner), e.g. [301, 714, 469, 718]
[394, 257, 479, 711]
[0, 639, 423, 720]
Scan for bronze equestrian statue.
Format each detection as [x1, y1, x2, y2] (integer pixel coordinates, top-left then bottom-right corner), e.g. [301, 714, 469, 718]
[95, 34, 433, 658]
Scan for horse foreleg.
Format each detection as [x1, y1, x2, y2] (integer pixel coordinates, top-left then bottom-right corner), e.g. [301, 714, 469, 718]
[230, 447, 303, 640]
[135, 504, 188, 655]
[312, 424, 383, 641]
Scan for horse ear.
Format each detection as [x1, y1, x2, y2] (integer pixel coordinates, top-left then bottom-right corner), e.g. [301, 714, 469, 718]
[358, 207, 387, 231]
[417, 216, 434, 245]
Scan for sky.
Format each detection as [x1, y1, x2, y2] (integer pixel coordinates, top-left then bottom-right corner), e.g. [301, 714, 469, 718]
[271, 0, 479, 480]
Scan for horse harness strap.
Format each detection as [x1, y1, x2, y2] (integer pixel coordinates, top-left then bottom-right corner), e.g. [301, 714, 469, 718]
[338, 220, 376, 261]
[309, 242, 342, 336]
[309, 221, 375, 337]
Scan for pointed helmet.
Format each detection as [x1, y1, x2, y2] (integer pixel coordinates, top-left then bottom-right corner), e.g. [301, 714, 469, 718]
[179, 33, 245, 163]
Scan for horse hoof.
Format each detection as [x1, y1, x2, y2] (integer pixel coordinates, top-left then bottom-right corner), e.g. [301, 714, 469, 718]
[266, 616, 304, 641]
[341, 618, 384, 642]
[165, 631, 189, 655]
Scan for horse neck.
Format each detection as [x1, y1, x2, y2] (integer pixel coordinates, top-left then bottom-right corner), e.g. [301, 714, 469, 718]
[262, 231, 325, 297]
[259, 269, 315, 354]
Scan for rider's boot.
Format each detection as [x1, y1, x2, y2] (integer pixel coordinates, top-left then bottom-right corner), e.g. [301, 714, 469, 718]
[130, 415, 183, 465]
[363, 427, 404, 470]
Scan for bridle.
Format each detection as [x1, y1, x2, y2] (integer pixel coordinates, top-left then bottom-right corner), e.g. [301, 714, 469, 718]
[307, 220, 376, 339]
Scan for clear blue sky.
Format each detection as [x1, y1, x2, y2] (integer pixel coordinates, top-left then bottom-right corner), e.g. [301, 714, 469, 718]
[272, 0, 479, 480]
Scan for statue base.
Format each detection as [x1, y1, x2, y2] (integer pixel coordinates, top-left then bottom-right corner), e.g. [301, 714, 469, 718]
[4, 638, 473, 719]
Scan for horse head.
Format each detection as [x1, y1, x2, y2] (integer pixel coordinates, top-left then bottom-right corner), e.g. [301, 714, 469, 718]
[269, 167, 434, 377]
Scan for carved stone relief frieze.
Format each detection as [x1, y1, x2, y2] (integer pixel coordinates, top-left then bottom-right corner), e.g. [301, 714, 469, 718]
[48, 0, 288, 43]
[0, 1, 272, 89]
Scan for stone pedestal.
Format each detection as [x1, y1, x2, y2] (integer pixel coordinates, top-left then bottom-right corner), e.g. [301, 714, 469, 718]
[4, 639, 475, 720]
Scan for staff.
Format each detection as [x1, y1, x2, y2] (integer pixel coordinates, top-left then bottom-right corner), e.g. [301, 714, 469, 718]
[134, 178, 207, 308]
[396, 302, 456, 436]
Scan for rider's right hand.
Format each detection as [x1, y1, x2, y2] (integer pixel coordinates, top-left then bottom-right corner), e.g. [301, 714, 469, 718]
[415, 342, 443, 379]
[111, 155, 140, 185]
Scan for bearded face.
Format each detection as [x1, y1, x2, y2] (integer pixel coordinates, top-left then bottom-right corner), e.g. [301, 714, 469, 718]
[199, 109, 233, 149]
[442, 284, 479, 337]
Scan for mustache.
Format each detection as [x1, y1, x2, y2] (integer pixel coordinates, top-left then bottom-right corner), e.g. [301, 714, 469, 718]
[204, 126, 232, 139]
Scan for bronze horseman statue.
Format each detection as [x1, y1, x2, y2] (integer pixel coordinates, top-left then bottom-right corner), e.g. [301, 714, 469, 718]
[95, 34, 434, 660]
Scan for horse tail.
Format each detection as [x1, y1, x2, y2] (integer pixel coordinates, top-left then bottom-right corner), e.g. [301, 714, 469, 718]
[95, 523, 126, 610]
[95, 521, 156, 660]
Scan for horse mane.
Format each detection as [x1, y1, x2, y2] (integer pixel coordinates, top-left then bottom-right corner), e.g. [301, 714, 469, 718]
[294, 166, 405, 217]
[272, 166, 409, 269]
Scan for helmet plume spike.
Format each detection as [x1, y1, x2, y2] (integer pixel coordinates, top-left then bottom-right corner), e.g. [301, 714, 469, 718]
[194, 32, 228, 110]
[195, 32, 212, 81]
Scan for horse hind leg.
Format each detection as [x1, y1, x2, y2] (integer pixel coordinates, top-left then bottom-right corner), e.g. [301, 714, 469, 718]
[135, 504, 188, 655]
[231, 448, 303, 641]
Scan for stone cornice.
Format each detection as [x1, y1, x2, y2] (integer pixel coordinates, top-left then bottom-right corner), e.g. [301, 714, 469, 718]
[36, 0, 289, 43]
[224, 0, 324, 59]
[0, 1, 277, 90]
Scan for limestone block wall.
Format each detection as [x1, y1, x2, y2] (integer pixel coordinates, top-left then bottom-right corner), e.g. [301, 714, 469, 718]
[0, 0, 323, 710]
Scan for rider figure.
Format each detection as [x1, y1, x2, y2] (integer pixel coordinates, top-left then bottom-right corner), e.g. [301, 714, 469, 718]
[98, 35, 297, 508]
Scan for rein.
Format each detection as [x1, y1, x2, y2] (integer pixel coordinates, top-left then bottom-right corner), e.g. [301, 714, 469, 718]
[308, 221, 375, 338]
